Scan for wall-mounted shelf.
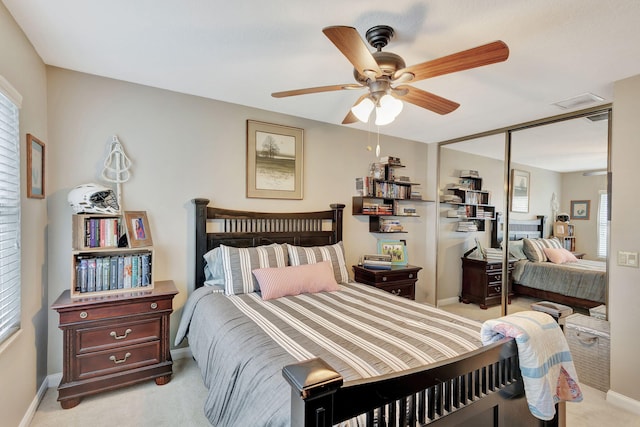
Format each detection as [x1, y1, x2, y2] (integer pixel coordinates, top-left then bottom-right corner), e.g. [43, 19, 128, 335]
[442, 174, 495, 232]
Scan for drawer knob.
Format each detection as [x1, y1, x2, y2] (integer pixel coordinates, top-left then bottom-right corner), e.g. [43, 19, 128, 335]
[109, 352, 132, 365]
[391, 289, 401, 295]
[408, 274, 414, 279]
[382, 277, 387, 282]
[79, 311, 88, 319]
[110, 328, 132, 340]
[496, 286, 501, 293]
[150, 302, 158, 309]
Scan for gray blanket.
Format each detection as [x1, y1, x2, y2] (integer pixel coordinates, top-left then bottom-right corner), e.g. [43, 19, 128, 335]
[176, 283, 483, 426]
[512, 259, 606, 303]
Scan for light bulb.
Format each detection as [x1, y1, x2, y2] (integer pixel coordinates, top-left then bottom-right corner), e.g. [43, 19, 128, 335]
[380, 94, 403, 118]
[351, 97, 374, 123]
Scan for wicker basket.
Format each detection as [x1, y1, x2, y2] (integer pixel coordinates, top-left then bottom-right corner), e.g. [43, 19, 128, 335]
[565, 313, 610, 392]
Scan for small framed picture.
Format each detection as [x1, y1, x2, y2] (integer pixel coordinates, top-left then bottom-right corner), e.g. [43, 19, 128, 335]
[26, 134, 45, 199]
[570, 200, 590, 220]
[124, 211, 153, 247]
[377, 239, 408, 266]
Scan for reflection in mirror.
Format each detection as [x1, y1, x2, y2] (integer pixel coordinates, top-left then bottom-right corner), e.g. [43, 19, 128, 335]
[507, 112, 609, 320]
[437, 109, 610, 323]
[437, 134, 507, 318]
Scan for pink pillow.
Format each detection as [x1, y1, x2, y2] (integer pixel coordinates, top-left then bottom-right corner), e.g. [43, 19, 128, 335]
[543, 247, 579, 264]
[252, 260, 340, 300]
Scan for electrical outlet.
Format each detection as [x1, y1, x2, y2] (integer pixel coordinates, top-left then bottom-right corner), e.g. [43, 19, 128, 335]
[617, 251, 639, 268]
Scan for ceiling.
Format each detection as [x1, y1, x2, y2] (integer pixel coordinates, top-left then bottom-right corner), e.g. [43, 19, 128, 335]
[3, 0, 636, 171]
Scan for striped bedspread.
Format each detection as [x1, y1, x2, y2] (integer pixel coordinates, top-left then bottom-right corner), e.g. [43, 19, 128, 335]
[176, 283, 483, 426]
[512, 259, 606, 303]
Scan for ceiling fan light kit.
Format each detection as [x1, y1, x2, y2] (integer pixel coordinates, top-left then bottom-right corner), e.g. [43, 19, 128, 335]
[272, 25, 509, 126]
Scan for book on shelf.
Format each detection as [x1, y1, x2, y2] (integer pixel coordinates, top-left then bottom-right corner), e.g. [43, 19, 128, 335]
[379, 218, 403, 232]
[457, 221, 478, 232]
[379, 156, 401, 166]
[355, 176, 374, 196]
[75, 253, 152, 294]
[460, 169, 480, 178]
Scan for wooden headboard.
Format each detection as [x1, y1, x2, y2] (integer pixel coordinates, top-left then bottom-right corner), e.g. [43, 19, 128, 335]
[491, 212, 546, 248]
[193, 198, 345, 289]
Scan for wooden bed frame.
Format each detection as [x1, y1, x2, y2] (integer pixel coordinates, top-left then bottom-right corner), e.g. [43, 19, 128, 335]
[192, 199, 559, 427]
[491, 213, 601, 309]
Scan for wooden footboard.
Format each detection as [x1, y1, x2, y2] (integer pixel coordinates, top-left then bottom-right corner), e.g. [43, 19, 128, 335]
[284, 338, 558, 427]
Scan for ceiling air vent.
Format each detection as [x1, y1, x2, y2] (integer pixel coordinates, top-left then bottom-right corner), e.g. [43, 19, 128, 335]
[552, 93, 604, 110]
[585, 112, 609, 122]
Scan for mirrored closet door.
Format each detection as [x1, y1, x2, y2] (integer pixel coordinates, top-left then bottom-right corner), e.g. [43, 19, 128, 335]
[437, 106, 610, 320]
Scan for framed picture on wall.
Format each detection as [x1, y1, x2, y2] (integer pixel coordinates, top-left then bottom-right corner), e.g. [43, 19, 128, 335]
[510, 169, 530, 213]
[246, 120, 304, 199]
[26, 134, 45, 199]
[570, 200, 590, 220]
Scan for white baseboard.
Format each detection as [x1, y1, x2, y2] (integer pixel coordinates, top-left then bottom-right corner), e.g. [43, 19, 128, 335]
[437, 296, 461, 307]
[19, 374, 51, 427]
[19, 346, 192, 427]
[607, 389, 640, 415]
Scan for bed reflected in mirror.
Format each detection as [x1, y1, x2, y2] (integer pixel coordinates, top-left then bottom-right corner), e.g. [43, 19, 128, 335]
[437, 108, 610, 322]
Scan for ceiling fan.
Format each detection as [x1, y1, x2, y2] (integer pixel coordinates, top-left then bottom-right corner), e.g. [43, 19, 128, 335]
[272, 25, 509, 125]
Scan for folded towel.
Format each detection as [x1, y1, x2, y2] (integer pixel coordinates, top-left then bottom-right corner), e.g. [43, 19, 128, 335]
[481, 310, 582, 420]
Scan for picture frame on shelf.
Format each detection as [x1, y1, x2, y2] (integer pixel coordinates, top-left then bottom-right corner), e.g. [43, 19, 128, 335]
[246, 120, 303, 199]
[510, 169, 529, 213]
[377, 239, 408, 266]
[124, 211, 153, 247]
[570, 200, 590, 220]
[26, 133, 45, 199]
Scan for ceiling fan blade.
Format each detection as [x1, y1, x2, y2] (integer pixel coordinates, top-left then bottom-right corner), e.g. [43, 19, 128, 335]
[272, 84, 363, 98]
[395, 40, 509, 82]
[323, 26, 382, 79]
[342, 94, 370, 124]
[395, 85, 460, 115]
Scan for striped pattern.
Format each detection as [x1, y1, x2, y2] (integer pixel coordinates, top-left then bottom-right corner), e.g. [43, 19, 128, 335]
[522, 237, 562, 262]
[177, 283, 485, 426]
[513, 259, 606, 303]
[219, 243, 288, 295]
[226, 282, 482, 381]
[286, 242, 350, 284]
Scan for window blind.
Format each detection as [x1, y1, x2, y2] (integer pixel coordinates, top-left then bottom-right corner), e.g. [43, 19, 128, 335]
[597, 191, 608, 259]
[0, 85, 21, 345]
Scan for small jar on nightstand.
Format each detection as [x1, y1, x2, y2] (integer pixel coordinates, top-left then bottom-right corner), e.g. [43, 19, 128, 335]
[352, 264, 422, 300]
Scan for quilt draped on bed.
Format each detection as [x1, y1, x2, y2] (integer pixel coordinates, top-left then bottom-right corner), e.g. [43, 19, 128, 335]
[176, 283, 484, 426]
[481, 311, 583, 421]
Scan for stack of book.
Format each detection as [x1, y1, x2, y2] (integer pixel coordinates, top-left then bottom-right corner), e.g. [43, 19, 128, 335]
[362, 254, 392, 270]
[379, 218, 403, 232]
[379, 156, 401, 166]
[457, 221, 478, 232]
[484, 248, 503, 260]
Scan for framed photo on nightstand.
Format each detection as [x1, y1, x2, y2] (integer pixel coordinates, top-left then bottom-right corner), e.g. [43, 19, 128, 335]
[377, 239, 408, 266]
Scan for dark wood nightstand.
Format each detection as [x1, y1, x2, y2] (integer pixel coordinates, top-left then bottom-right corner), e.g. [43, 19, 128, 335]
[460, 257, 514, 309]
[352, 264, 421, 300]
[51, 280, 178, 409]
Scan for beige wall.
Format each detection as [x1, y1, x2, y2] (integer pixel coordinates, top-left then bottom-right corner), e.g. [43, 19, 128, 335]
[610, 75, 640, 403]
[0, 3, 49, 426]
[45, 67, 433, 372]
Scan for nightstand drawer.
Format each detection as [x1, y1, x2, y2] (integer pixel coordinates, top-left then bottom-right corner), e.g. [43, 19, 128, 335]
[58, 298, 172, 325]
[488, 284, 503, 297]
[488, 272, 504, 284]
[77, 341, 161, 380]
[76, 317, 161, 354]
[377, 283, 414, 299]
